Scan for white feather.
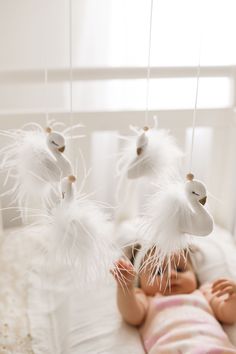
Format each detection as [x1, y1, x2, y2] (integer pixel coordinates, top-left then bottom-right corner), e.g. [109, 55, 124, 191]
[119, 128, 183, 181]
[0, 124, 73, 221]
[37, 178, 117, 286]
[137, 179, 214, 282]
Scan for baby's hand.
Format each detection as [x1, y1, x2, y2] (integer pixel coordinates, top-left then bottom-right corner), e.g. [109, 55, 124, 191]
[212, 278, 236, 302]
[111, 258, 136, 289]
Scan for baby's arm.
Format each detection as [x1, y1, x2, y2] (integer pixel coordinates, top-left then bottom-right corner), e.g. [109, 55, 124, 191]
[203, 278, 236, 325]
[111, 259, 148, 326]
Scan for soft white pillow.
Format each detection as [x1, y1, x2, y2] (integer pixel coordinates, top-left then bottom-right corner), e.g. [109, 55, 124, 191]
[191, 225, 236, 283]
[191, 225, 236, 346]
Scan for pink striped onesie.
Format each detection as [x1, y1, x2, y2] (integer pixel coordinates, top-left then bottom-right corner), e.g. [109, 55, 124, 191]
[140, 290, 236, 354]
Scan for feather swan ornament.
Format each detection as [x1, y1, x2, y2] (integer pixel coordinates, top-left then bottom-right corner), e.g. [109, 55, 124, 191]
[138, 173, 214, 282]
[41, 175, 116, 285]
[119, 120, 183, 181]
[0, 123, 73, 220]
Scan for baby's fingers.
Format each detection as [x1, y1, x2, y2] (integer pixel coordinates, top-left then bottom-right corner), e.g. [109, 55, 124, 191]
[215, 286, 234, 298]
[212, 280, 231, 293]
[112, 259, 136, 279]
[213, 278, 229, 287]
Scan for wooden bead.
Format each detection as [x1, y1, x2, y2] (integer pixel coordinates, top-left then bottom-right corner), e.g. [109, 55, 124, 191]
[137, 147, 143, 156]
[186, 173, 194, 181]
[45, 127, 52, 134]
[143, 126, 149, 131]
[68, 175, 76, 183]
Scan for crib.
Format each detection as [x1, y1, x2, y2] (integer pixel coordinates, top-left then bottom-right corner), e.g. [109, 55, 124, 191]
[1, 112, 236, 353]
[1, 0, 236, 352]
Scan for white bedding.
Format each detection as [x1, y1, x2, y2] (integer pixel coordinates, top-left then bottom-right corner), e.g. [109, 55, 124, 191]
[68, 278, 145, 354]
[1, 224, 236, 354]
[28, 270, 145, 354]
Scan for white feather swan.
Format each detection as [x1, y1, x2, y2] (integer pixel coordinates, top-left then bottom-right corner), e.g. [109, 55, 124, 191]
[138, 173, 214, 282]
[38, 175, 116, 285]
[0, 123, 73, 220]
[118, 123, 183, 181]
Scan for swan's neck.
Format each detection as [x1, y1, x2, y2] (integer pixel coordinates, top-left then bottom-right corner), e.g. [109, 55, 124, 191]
[64, 185, 74, 202]
[50, 148, 72, 177]
[181, 197, 213, 236]
[61, 179, 75, 202]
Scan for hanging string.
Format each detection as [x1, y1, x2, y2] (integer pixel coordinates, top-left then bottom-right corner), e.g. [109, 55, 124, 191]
[44, 68, 49, 126]
[145, 0, 154, 127]
[43, 1, 49, 128]
[68, 0, 75, 170]
[188, 40, 202, 174]
[69, 0, 73, 129]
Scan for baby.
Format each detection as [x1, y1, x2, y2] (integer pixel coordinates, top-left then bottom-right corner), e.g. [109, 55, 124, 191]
[112, 251, 236, 353]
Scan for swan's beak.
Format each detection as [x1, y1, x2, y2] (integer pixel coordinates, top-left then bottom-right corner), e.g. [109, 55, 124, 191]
[137, 147, 143, 156]
[199, 196, 207, 205]
[58, 146, 65, 153]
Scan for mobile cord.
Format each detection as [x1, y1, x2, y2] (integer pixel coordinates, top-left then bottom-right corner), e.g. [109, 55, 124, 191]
[145, 0, 154, 127]
[188, 39, 202, 175]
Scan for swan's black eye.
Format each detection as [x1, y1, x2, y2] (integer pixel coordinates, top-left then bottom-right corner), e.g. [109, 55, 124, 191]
[51, 140, 59, 146]
[192, 191, 200, 196]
